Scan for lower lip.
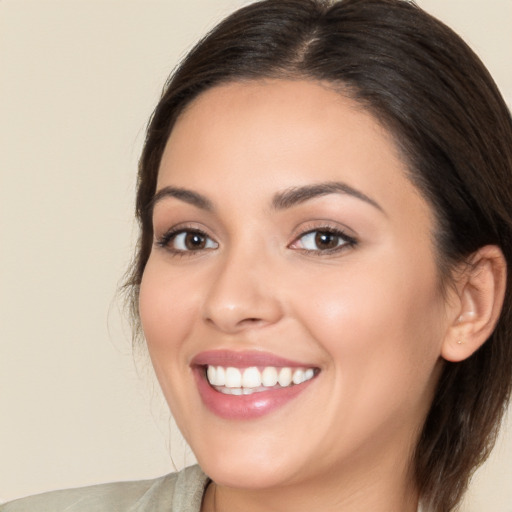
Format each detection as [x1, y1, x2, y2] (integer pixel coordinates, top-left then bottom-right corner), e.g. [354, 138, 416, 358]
[193, 368, 315, 420]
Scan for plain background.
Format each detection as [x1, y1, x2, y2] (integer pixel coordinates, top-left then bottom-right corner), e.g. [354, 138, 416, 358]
[1, 0, 511, 509]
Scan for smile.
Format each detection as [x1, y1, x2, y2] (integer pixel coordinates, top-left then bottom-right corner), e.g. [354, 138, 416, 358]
[192, 350, 319, 419]
[206, 365, 316, 394]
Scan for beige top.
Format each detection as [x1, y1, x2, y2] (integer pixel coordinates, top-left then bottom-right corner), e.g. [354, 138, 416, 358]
[1, 465, 426, 511]
[0, 465, 209, 512]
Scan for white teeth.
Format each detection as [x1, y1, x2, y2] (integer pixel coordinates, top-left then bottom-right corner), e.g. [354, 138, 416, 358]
[207, 365, 216, 385]
[261, 366, 278, 387]
[278, 367, 292, 387]
[207, 365, 227, 386]
[216, 366, 225, 386]
[219, 387, 260, 395]
[225, 367, 242, 388]
[292, 369, 305, 385]
[242, 367, 261, 388]
[206, 365, 316, 392]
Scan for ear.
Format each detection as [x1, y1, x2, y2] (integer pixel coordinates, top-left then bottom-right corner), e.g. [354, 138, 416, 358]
[441, 245, 507, 362]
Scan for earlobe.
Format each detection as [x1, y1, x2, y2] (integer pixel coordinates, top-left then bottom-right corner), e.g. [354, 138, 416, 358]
[441, 245, 507, 362]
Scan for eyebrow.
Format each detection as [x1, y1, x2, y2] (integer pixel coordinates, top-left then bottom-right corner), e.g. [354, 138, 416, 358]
[272, 181, 384, 213]
[149, 181, 383, 215]
[150, 186, 214, 212]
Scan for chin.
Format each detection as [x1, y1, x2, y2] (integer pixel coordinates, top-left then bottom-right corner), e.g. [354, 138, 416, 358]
[189, 432, 303, 490]
[198, 456, 294, 490]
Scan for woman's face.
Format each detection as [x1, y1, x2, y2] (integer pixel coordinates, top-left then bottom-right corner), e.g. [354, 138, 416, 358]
[139, 80, 449, 490]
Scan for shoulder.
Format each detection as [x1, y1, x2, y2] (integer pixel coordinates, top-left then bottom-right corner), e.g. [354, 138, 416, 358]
[0, 465, 209, 512]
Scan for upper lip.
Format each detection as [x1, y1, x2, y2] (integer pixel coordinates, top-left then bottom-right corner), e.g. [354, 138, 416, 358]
[191, 350, 317, 369]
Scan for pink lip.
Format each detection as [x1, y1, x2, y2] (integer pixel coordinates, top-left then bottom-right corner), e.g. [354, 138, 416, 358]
[191, 350, 318, 420]
[191, 350, 311, 368]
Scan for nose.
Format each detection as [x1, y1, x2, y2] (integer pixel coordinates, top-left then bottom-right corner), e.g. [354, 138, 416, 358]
[202, 248, 284, 334]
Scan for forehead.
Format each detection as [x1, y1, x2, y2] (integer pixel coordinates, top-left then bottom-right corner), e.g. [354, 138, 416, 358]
[157, 79, 430, 222]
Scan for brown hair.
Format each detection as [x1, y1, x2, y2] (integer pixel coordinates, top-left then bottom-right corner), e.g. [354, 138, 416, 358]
[125, 1, 512, 510]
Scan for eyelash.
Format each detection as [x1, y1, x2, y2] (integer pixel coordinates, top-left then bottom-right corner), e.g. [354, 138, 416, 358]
[156, 227, 218, 255]
[155, 226, 357, 256]
[289, 226, 357, 255]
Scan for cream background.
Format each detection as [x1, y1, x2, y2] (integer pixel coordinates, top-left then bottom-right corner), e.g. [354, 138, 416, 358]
[1, 0, 511, 509]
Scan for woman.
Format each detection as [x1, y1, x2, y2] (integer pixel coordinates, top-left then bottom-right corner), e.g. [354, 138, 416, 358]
[3, 0, 511, 511]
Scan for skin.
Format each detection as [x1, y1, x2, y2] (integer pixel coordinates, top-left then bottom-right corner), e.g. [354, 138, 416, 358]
[139, 79, 459, 512]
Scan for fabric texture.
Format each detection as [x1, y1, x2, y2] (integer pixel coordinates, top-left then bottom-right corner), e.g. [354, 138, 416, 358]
[0, 465, 209, 512]
[1, 464, 426, 511]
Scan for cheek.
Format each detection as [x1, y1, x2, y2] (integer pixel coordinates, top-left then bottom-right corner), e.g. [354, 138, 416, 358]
[138, 259, 207, 427]
[138, 260, 199, 364]
[291, 254, 445, 394]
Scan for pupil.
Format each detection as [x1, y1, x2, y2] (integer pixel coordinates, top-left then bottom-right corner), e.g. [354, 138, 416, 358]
[185, 233, 205, 250]
[315, 231, 338, 249]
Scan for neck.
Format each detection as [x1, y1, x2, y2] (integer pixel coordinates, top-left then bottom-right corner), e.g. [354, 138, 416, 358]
[201, 456, 419, 512]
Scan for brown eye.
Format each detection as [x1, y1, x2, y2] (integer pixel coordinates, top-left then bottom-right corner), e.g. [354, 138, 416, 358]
[162, 230, 218, 252]
[184, 232, 207, 250]
[314, 231, 340, 250]
[291, 228, 356, 253]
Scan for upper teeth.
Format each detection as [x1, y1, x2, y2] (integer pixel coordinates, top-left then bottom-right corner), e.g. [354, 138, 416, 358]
[206, 365, 315, 393]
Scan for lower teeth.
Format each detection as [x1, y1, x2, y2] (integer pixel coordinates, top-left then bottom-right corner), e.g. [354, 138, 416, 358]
[216, 384, 291, 395]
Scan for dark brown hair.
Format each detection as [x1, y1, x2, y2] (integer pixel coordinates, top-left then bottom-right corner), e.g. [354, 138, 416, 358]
[126, 1, 512, 510]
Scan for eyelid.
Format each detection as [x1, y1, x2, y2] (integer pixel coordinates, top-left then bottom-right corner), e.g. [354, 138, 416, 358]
[154, 224, 219, 254]
[288, 221, 358, 254]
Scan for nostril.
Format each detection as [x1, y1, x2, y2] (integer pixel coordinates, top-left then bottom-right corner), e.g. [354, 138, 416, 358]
[239, 317, 266, 327]
[205, 315, 264, 331]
